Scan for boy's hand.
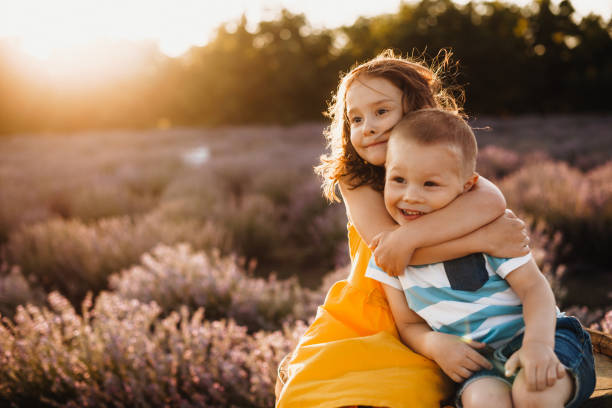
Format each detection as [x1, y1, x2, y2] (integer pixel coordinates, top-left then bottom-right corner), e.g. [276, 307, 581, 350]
[478, 209, 530, 258]
[428, 332, 493, 383]
[504, 341, 566, 391]
[370, 228, 413, 276]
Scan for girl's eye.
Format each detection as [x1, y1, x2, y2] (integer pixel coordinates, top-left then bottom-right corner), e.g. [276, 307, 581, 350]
[392, 176, 405, 184]
[424, 181, 438, 187]
[377, 109, 388, 115]
[350, 116, 362, 124]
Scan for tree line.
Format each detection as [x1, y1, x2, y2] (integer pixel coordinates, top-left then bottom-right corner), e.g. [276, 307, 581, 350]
[0, 0, 610, 134]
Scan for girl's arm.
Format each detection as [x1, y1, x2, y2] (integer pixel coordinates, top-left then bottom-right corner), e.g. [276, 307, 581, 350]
[339, 179, 397, 240]
[341, 176, 509, 275]
[409, 209, 530, 265]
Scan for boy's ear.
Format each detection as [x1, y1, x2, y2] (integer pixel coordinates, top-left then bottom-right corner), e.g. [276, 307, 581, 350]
[463, 172, 479, 193]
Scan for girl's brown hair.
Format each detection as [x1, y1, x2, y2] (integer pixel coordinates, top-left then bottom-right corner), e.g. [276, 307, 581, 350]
[314, 49, 463, 202]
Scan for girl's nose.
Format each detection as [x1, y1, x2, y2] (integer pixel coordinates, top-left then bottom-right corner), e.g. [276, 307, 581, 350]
[363, 116, 377, 136]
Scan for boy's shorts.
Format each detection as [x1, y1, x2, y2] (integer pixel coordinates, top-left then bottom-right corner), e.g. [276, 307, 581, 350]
[455, 316, 596, 408]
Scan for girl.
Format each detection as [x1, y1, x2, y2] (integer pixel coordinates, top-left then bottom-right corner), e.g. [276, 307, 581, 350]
[275, 50, 530, 408]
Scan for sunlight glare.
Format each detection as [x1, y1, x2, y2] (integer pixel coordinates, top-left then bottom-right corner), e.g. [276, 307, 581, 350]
[2, 0, 609, 60]
[1, 0, 242, 59]
[20, 39, 54, 60]
[0, 0, 250, 85]
[1, 0, 609, 63]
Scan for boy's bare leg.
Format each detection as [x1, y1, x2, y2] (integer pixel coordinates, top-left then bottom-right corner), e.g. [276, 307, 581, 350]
[511, 368, 574, 408]
[461, 377, 512, 408]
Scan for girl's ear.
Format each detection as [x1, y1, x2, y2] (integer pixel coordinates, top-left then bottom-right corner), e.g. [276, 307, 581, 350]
[463, 172, 479, 193]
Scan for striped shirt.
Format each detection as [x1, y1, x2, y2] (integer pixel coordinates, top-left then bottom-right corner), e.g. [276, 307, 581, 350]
[366, 253, 535, 348]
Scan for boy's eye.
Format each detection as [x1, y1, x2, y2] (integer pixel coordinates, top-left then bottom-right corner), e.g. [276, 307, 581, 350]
[392, 176, 405, 183]
[424, 181, 438, 187]
[377, 108, 388, 115]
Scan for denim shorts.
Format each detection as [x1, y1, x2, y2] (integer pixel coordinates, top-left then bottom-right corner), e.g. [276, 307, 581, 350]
[455, 316, 596, 408]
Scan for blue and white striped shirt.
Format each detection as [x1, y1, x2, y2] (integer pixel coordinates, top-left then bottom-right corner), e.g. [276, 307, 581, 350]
[366, 253, 536, 348]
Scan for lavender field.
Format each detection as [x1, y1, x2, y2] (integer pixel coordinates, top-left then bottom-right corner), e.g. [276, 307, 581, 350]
[0, 115, 610, 406]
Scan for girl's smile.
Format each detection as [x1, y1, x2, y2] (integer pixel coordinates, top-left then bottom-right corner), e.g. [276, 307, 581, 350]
[365, 139, 388, 148]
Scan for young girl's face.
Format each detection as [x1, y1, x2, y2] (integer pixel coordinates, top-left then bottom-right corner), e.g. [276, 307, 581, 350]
[345, 75, 405, 166]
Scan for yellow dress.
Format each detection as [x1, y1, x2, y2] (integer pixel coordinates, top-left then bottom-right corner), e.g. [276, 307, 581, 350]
[276, 224, 453, 408]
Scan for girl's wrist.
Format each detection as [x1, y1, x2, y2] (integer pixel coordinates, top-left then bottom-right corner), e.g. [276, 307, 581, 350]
[396, 224, 421, 252]
[461, 230, 484, 254]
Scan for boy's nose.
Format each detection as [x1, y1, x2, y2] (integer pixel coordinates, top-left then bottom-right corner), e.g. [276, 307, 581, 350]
[402, 186, 424, 203]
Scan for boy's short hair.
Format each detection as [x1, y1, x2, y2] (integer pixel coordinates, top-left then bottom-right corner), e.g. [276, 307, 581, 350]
[389, 108, 477, 176]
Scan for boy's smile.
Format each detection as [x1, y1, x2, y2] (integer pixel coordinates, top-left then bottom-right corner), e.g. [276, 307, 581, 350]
[384, 137, 477, 226]
[397, 208, 427, 221]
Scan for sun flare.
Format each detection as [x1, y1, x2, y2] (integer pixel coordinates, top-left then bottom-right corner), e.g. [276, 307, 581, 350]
[0, 0, 253, 85]
[0, 0, 609, 85]
[1, 0, 608, 61]
[0, 0, 246, 61]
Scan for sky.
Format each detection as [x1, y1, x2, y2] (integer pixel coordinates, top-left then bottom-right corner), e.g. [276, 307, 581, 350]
[1, 0, 610, 58]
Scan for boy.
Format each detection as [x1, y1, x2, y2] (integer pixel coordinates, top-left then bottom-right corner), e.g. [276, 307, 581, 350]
[366, 109, 595, 408]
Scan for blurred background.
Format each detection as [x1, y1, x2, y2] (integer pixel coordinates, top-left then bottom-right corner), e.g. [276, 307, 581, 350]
[0, 1, 610, 406]
[0, 0, 611, 131]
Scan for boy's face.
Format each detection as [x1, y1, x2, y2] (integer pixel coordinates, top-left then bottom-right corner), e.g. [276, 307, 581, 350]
[384, 137, 478, 225]
[345, 75, 405, 166]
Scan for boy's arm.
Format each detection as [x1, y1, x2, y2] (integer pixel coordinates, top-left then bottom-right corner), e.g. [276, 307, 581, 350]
[503, 258, 566, 391]
[381, 284, 492, 382]
[342, 176, 507, 275]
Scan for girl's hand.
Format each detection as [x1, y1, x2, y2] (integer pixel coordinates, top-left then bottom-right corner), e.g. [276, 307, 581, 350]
[370, 227, 413, 276]
[504, 341, 566, 391]
[428, 332, 493, 383]
[478, 209, 530, 258]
